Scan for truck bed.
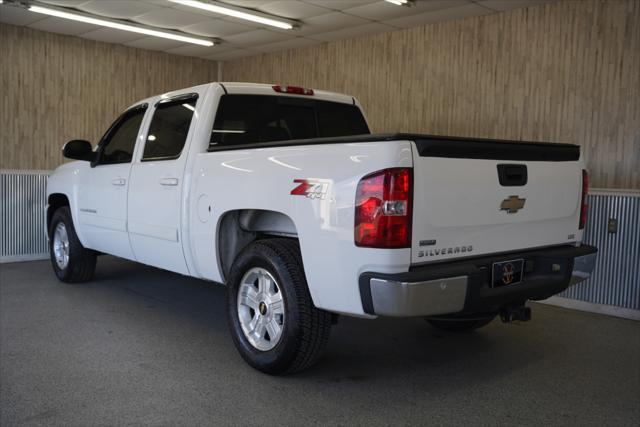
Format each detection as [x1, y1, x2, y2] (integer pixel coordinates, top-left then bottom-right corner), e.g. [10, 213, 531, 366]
[208, 132, 580, 161]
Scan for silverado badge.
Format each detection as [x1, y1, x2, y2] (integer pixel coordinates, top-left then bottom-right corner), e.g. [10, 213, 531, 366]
[500, 195, 526, 214]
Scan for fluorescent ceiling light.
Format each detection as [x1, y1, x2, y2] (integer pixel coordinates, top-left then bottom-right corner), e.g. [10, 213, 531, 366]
[169, 0, 295, 30]
[28, 4, 214, 46]
[384, 0, 410, 5]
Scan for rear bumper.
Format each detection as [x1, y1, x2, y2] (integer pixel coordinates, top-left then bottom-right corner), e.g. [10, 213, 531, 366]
[359, 244, 597, 317]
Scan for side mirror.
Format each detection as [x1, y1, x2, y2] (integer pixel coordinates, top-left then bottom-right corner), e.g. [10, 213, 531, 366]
[62, 140, 95, 162]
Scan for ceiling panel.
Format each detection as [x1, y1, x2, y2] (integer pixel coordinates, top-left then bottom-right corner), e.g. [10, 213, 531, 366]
[255, 1, 330, 20]
[300, 1, 374, 11]
[0, 6, 46, 26]
[217, 0, 272, 8]
[181, 19, 253, 37]
[28, 16, 100, 35]
[343, 1, 468, 21]
[39, 0, 92, 7]
[1, 0, 558, 61]
[289, 11, 371, 36]
[80, 27, 143, 43]
[76, 1, 162, 19]
[134, 8, 209, 29]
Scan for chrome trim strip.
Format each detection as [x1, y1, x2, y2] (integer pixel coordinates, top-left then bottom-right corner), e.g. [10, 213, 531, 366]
[370, 276, 468, 317]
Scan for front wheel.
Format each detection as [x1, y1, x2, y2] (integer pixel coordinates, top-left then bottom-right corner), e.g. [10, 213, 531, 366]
[226, 239, 332, 374]
[49, 207, 96, 283]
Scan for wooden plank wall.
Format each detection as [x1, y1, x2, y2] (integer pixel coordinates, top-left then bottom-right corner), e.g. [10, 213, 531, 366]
[0, 24, 219, 171]
[224, 0, 640, 189]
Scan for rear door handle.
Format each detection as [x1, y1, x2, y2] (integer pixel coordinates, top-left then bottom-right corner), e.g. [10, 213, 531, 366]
[111, 178, 126, 186]
[159, 178, 179, 186]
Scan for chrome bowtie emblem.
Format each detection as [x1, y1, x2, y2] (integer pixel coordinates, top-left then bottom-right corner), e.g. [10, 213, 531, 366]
[500, 195, 526, 213]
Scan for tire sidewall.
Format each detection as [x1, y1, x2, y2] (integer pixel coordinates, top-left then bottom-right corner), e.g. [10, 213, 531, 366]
[226, 243, 303, 373]
[49, 207, 77, 282]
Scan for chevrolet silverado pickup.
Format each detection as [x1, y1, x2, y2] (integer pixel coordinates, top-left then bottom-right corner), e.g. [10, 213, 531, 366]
[46, 82, 597, 374]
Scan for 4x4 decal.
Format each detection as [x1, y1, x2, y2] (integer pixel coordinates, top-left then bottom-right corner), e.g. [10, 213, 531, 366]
[290, 179, 328, 200]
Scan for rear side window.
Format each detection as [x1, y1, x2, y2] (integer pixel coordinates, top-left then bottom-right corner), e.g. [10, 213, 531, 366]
[142, 96, 197, 161]
[211, 95, 369, 147]
[97, 105, 147, 165]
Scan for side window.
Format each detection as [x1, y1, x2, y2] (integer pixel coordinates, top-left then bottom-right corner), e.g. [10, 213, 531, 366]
[142, 96, 197, 161]
[97, 106, 147, 165]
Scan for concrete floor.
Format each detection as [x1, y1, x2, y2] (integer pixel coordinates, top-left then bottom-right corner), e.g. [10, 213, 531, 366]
[1, 257, 638, 426]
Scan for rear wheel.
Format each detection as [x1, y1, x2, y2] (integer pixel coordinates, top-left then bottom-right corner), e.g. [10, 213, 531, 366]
[226, 238, 332, 374]
[49, 207, 96, 283]
[426, 315, 496, 332]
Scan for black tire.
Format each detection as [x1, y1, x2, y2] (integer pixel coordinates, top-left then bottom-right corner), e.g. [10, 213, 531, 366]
[226, 238, 332, 374]
[426, 315, 496, 332]
[49, 206, 96, 283]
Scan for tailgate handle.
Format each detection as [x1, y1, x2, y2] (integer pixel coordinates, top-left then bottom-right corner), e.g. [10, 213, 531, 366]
[497, 164, 527, 186]
[159, 178, 179, 186]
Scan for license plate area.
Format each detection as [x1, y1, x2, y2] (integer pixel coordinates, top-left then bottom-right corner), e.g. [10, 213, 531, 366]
[491, 259, 524, 287]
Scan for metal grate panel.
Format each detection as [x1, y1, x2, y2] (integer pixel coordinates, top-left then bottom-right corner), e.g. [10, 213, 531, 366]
[1, 170, 50, 262]
[560, 190, 640, 310]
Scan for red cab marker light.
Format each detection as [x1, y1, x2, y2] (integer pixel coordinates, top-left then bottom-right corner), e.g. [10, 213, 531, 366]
[272, 85, 314, 95]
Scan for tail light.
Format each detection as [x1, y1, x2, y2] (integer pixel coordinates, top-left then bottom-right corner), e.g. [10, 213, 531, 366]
[579, 169, 588, 229]
[272, 85, 314, 95]
[355, 168, 412, 248]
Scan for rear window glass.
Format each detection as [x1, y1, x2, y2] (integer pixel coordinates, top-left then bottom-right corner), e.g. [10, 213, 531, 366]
[211, 95, 369, 147]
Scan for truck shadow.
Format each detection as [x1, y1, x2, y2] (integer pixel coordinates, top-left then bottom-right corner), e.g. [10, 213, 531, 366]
[91, 256, 547, 389]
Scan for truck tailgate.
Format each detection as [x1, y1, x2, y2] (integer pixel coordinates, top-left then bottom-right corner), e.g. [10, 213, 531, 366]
[410, 137, 583, 265]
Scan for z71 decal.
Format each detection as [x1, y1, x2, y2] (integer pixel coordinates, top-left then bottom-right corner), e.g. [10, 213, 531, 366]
[291, 179, 328, 200]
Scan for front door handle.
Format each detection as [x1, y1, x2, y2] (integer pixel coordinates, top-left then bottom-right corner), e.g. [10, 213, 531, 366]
[159, 178, 179, 186]
[111, 178, 126, 186]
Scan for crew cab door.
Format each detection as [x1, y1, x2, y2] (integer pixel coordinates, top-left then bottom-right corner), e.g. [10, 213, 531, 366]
[77, 104, 147, 259]
[126, 93, 198, 275]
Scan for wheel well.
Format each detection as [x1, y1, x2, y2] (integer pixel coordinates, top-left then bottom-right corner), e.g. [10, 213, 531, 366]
[217, 209, 298, 281]
[47, 193, 70, 232]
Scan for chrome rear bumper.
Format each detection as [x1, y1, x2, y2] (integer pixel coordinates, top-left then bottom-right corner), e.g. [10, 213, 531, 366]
[360, 245, 598, 317]
[570, 252, 597, 286]
[370, 276, 468, 317]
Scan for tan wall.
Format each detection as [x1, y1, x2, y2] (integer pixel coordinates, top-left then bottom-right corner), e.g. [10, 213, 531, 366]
[0, 24, 219, 171]
[224, 0, 640, 189]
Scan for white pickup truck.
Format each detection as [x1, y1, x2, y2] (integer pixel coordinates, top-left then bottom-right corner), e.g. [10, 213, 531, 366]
[47, 82, 597, 374]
